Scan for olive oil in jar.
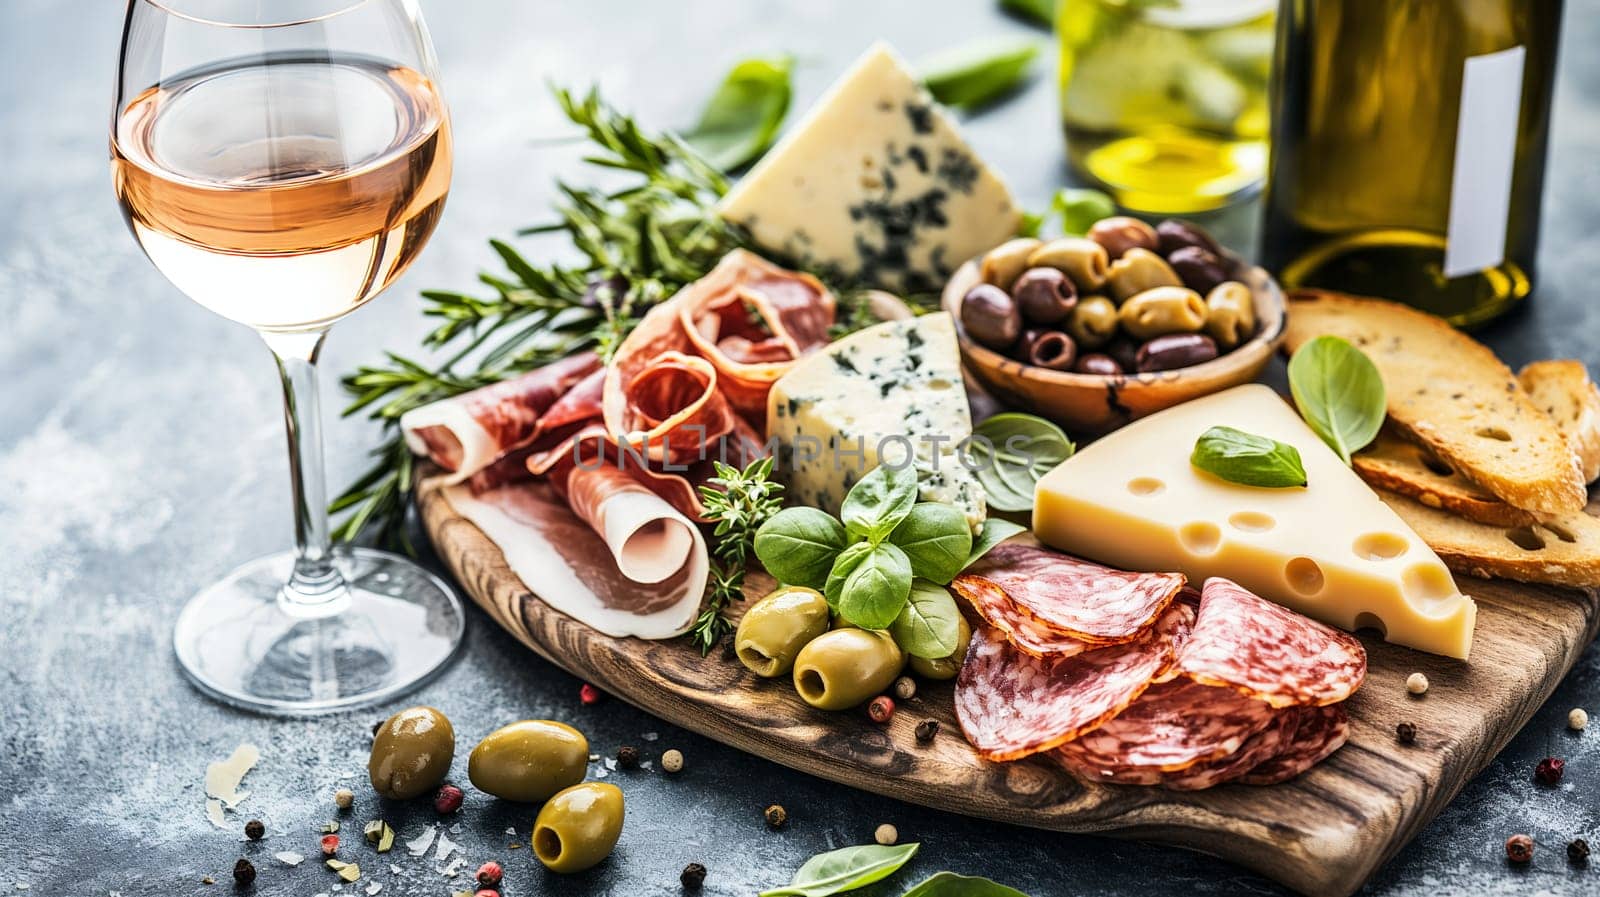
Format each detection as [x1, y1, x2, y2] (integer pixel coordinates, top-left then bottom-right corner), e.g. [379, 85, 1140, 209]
[1058, 0, 1276, 213]
[1261, 0, 1563, 326]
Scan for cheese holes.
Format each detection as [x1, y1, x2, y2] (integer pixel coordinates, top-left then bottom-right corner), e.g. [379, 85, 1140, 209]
[1353, 532, 1408, 561]
[1179, 522, 1221, 555]
[1228, 511, 1275, 533]
[1352, 612, 1388, 639]
[1284, 557, 1325, 596]
[1127, 477, 1165, 496]
[1474, 426, 1513, 442]
[1504, 526, 1546, 551]
[1402, 564, 1457, 603]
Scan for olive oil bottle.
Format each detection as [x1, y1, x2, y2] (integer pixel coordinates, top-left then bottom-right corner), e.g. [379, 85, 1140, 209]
[1260, 0, 1563, 326]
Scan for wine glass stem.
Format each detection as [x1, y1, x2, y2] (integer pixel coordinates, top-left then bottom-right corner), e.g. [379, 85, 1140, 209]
[262, 329, 350, 619]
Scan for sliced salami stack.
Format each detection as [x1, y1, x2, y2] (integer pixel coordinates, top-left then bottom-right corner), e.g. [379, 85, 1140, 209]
[951, 545, 1366, 790]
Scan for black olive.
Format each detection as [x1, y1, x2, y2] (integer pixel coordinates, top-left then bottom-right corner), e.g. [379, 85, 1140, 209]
[1073, 353, 1123, 376]
[960, 283, 1022, 351]
[1155, 219, 1222, 258]
[1012, 267, 1078, 325]
[1167, 246, 1229, 295]
[1135, 333, 1220, 372]
[1024, 330, 1077, 371]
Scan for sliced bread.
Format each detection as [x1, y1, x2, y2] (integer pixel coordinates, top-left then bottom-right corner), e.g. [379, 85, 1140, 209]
[1379, 490, 1600, 589]
[1353, 429, 1534, 527]
[1285, 289, 1587, 515]
[1519, 359, 1600, 483]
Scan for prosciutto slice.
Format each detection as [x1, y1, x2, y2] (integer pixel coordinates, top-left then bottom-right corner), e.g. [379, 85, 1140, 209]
[401, 352, 601, 484]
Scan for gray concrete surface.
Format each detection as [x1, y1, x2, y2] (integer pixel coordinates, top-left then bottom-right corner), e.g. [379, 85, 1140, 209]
[2, 1, 1597, 895]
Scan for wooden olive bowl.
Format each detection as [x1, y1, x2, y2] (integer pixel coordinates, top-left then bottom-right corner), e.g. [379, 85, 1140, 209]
[942, 252, 1286, 435]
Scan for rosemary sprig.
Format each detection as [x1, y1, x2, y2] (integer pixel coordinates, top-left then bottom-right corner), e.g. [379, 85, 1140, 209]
[691, 458, 785, 654]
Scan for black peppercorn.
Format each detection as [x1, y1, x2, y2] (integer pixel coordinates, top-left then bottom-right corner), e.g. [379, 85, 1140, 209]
[243, 819, 265, 841]
[681, 862, 708, 889]
[618, 745, 641, 769]
[232, 858, 256, 887]
[915, 719, 939, 743]
[1570, 838, 1591, 865]
[1396, 722, 1416, 745]
[764, 804, 788, 829]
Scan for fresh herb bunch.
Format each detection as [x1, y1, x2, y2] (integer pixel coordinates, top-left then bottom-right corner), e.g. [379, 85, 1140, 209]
[330, 85, 747, 548]
[693, 458, 785, 653]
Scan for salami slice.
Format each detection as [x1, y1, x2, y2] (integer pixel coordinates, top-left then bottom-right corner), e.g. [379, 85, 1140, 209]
[955, 602, 1193, 762]
[950, 575, 1093, 659]
[1053, 678, 1277, 781]
[1178, 578, 1367, 708]
[1238, 704, 1350, 785]
[1159, 708, 1298, 791]
[962, 543, 1186, 643]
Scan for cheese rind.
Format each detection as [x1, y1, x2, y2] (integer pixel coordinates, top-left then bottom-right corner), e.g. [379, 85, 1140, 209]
[1033, 384, 1477, 659]
[767, 313, 985, 531]
[718, 42, 1021, 293]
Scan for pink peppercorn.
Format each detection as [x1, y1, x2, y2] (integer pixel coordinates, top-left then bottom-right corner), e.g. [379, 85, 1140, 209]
[580, 683, 603, 704]
[434, 783, 464, 813]
[320, 834, 339, 856]
[475, 861, 503, 887]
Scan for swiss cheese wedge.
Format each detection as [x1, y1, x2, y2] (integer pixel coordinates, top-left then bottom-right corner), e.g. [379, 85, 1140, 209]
[1034, 385, 1477, 659]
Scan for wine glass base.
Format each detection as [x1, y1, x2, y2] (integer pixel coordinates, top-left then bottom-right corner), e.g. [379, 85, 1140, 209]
[173, 547, 465, 716]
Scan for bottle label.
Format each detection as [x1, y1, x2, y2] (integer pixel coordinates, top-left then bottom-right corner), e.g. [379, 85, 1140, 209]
[1443, 46, 1526, 279]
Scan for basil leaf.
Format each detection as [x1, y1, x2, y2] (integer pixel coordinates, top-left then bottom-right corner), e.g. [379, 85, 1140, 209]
[823, 542, 873, 611]
[836, 543, 913, 631]
[890, 580, 962, 659]
[1287, 335, 1386, 465]
[1190, 426, 1308, 488]
[685, 56, 793, 172]
[888, 503, 973, 584]
[920, 38, 1041, 110]
[899, 871, 1034, 897]
[841, 463, 920, 543]
[999, 0, 1055, 28]
[964, 414, 1075, 512]
[758, 843, 920, 897]
[1052, 188, 1117, 237]
[965, 518, 1026, 570]
[754, 507, 848, 589]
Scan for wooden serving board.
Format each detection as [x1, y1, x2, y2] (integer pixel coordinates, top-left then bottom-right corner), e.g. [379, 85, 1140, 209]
[419, 478, 1599, 897]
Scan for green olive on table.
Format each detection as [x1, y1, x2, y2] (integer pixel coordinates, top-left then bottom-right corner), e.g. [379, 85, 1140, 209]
[1119, 286, 1208, 340]
[979, 237, 1042, 292]
[1065, 295, 1119, 350]
[532, 782, 625, 874]
[735, 586, 830, 678]
[468, 720, 588, 802]
[1204, 281, 1257, 350]
[1106, 248, 1182, 303]
[792, 628, 905, 711]
[908, 613, 972, 681]
[369, 706, 455, 800]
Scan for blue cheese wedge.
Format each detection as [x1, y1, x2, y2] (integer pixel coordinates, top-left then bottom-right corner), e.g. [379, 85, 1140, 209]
[767, 312, 985, 531]
[719, 42, 1021, 293]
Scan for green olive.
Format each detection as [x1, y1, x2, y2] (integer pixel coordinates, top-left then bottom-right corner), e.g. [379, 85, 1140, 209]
[1118, 286, 1208, 340]
[1204, 281, 1257, 350]
[792, 628, 905, 711]
[909, 613, 972, 681]
[532, 782, 624, 874]
[979, 237, 1042, 292]
[1065, 295, 1119, 350]
[369, 707, 455, 800]
[1026, 237, 1109, 293]
[1106, 248, 1183, 303]
[468, 720, 588, 803]
[735, 587, 831, 678]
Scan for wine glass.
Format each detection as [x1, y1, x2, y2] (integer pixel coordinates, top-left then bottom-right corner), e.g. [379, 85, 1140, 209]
[111, 0, 464, 714]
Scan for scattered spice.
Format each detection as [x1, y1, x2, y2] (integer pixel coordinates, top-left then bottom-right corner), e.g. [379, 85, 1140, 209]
[915, 719, 939, 743]
[1535, 757, 1565, 786]
[681, 861, 708, 890]
[1395, 722, 1416, 745]
[662, 749, 685, 773]
[893, 676, 916, 701]
[326, 859, 361, 883]
[764, 804, 788, 829]
[319, 821, 340, 834]
[320, 834, 340, 856]
[232, 859, 256, 887]
[1506, 833, 1534, 864]
[1572, 708, 1590, 731]
[1569, 838, 1591, 865]
[617, 745, 641, 769]
[363, 820, 395, 853]
[1405, 672, 1428, 695]
[868, 696, 895, 724]
[202, 877, 215, 885]
[434, 784, 464, 814]
[244, 820, 265, 841]
[580, 683, 603, 705]
[475, 862, 503, 888]
[334, 788, 354, 810]
[875, 823, 899, 845]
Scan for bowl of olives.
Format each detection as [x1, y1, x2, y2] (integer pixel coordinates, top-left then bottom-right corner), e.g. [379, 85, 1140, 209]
[942, 216, 1286, 434]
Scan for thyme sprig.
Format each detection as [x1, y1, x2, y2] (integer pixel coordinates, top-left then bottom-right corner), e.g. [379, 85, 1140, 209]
[692, 458, 785, 654]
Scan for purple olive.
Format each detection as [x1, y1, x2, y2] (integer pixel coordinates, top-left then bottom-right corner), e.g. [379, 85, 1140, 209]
[1024, 330, 1077, 371]
[1073, 353, 1123, 376]
[1088, 216, 1159, 260]
[961, 283, 1022, 351]
[1167, 246, 1229, 295]
[1135, 333, 1220, 372]
[1012, 268, 1078, 325]
[1155, 219, 1223, 258]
